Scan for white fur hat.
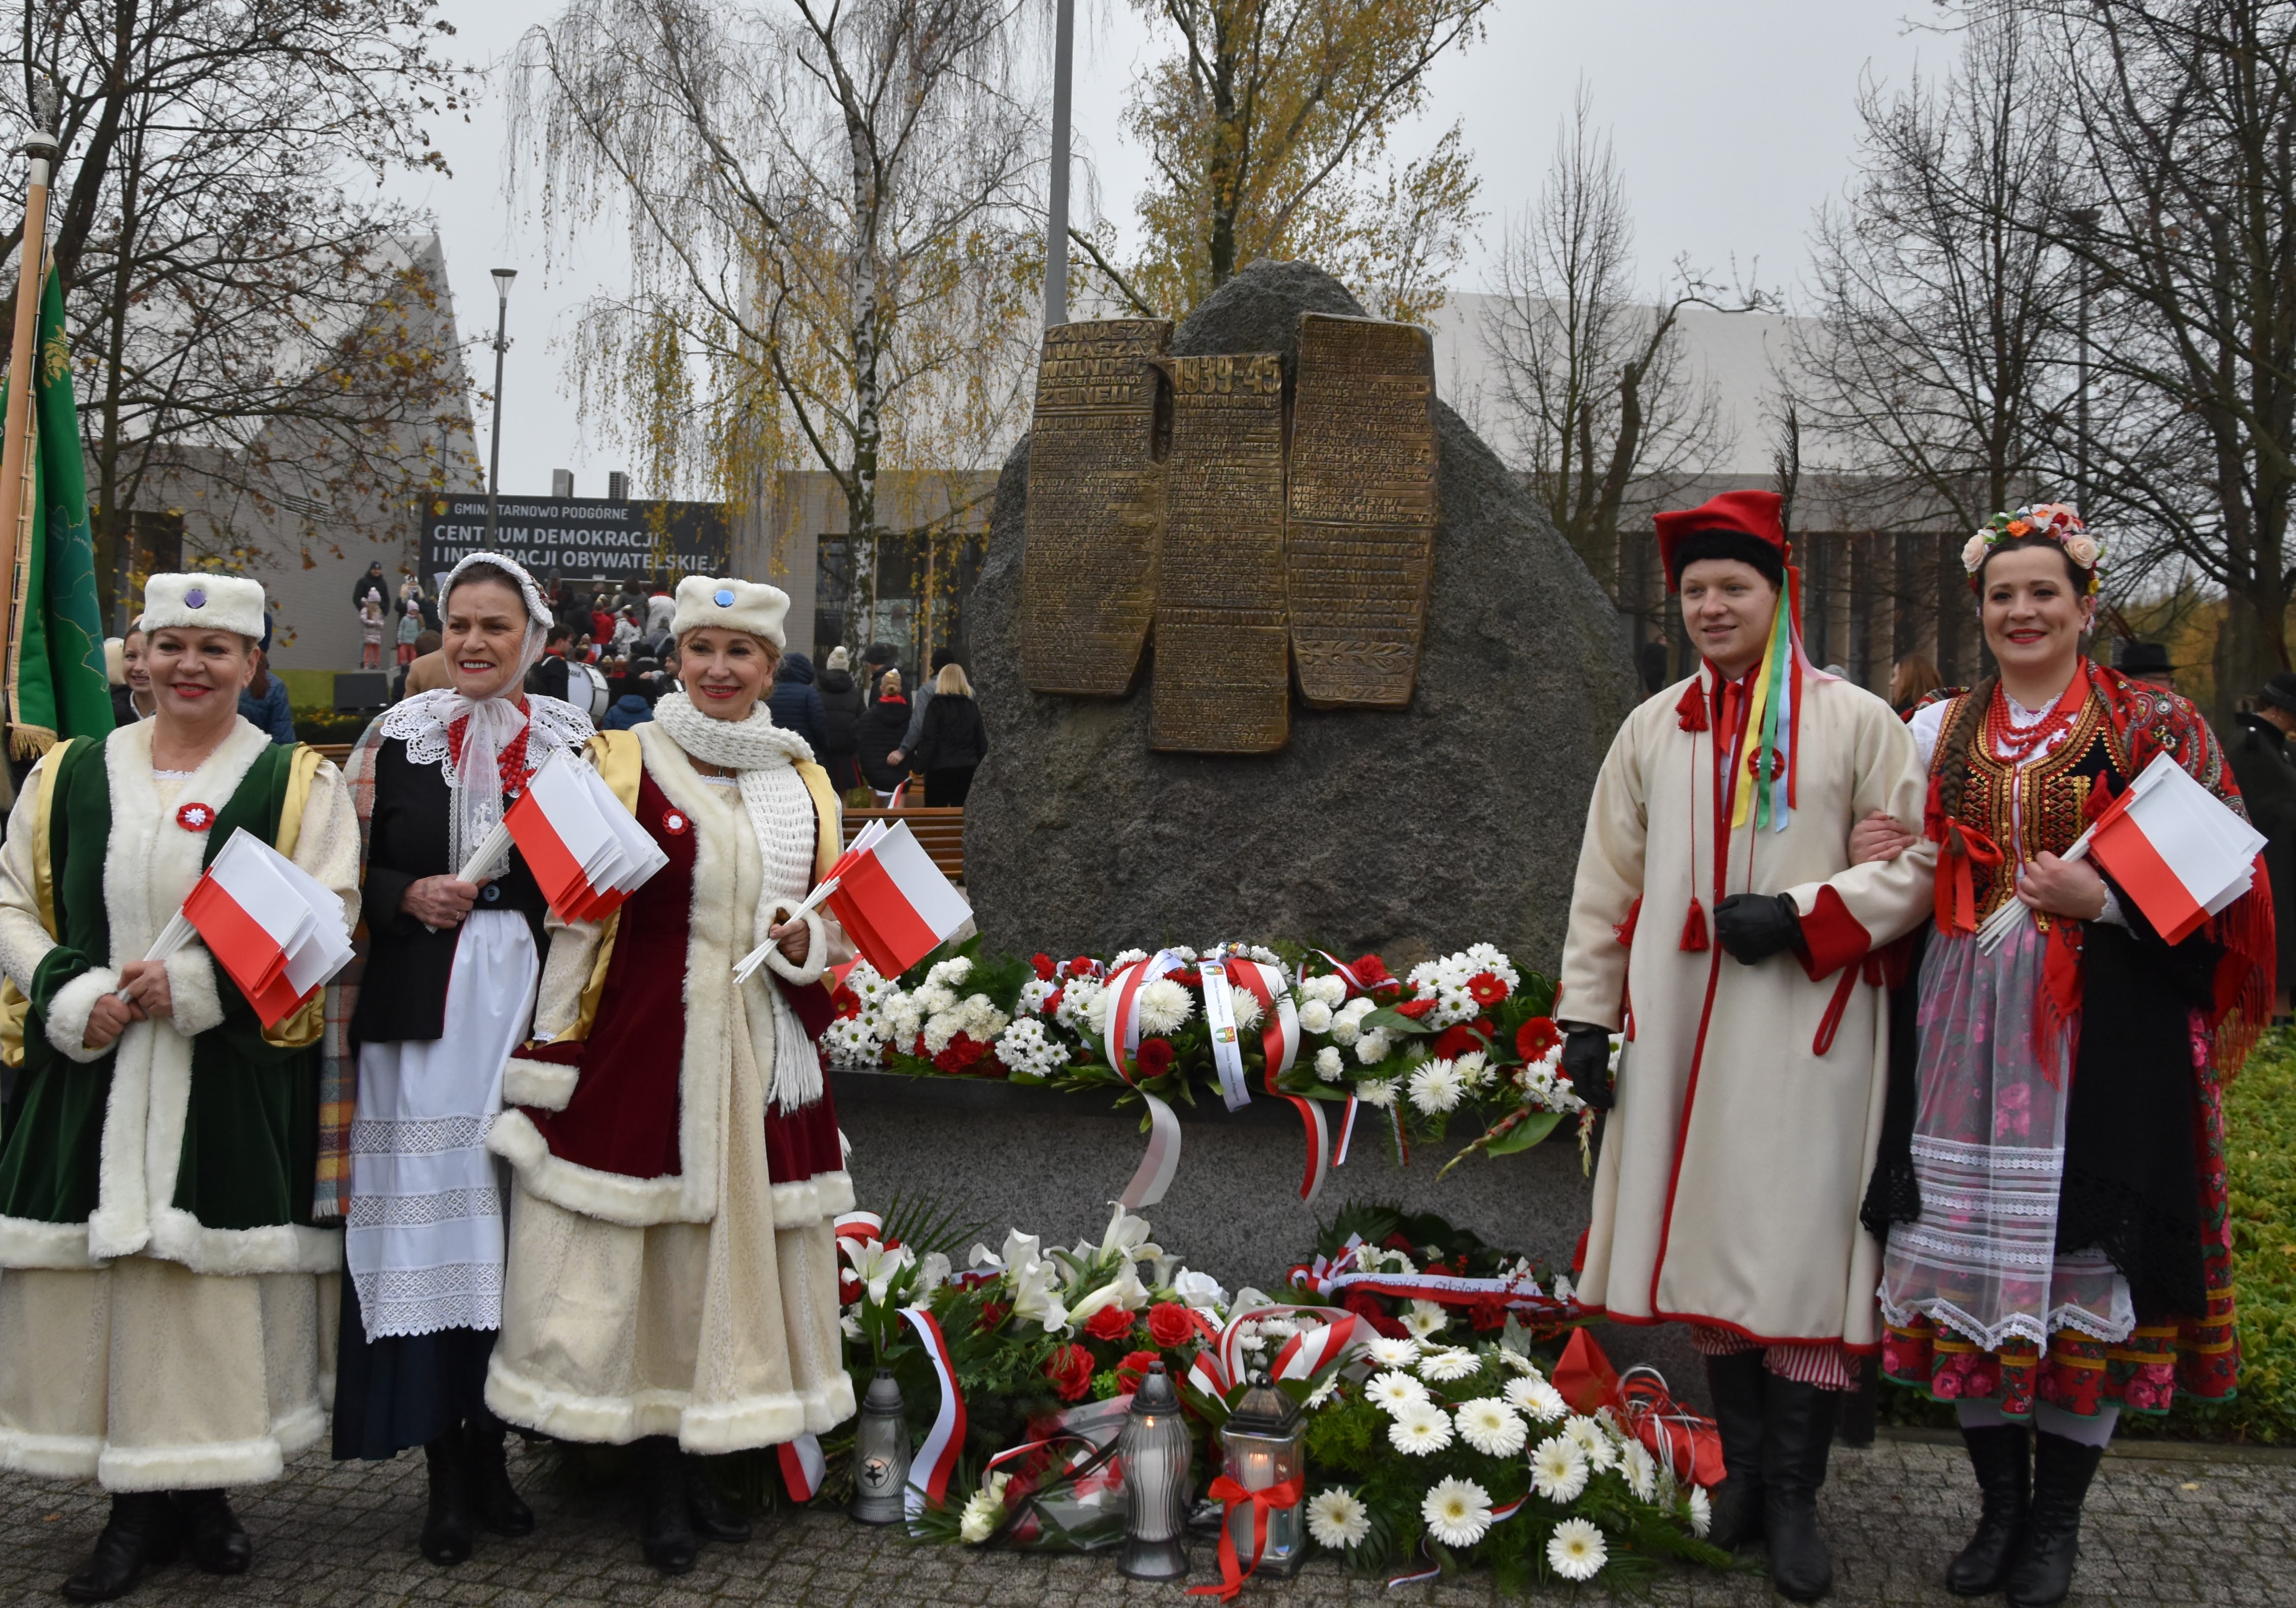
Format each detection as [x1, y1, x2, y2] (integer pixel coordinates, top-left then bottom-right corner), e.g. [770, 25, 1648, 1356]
[140, 572, 265, 639]
[673, 576, 789, 651]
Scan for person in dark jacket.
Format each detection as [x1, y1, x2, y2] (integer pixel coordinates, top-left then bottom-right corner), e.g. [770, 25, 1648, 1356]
[857, 671, 912, 801]
[891, 646, 959, 768]
[528, 624, 574, 700]
[815, 646, 864, 790]
[861, 642, 900, 704]
[765, 650, 826, 750]
[911, 663, 987, 807]
[601, 691, 654, 730]
[2225, 671, 2296, 1017]
[237, 619, 297, 744]
[354, 560, 389, 613]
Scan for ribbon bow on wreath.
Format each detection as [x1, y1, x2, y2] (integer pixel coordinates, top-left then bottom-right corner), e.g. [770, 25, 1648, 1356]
[1189, 1474, 1306, 1601]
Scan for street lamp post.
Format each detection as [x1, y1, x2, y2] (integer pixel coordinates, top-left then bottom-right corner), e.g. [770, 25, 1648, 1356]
[485, 268, 517, 546]
[1044, 0, 1075, 327]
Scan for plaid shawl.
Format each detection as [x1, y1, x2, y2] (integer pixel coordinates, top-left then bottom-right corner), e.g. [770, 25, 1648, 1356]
[313, 714, 388, 1220]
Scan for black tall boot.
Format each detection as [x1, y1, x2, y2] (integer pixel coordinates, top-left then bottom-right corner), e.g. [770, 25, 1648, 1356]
[420, 1430, 476, 1566]
[463, 1412, 535, 1537]
[636, 1436, 698, 1575]
[61, 1493, 182, 1602]
[2003, 1430, 2104, 1608]
[1761, 1377, 1839, 1602]
[171, 1490, 252, 1575]
[1702, 1351, 1768, 1550]
[1946, 1425, 2029, 1596]
[685, 1452, 752, 1543]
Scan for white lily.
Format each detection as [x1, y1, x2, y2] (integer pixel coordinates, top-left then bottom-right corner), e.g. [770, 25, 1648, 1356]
[1066, 1260, 1152, 1325]
[848, 1239, 915, 1306]
[1007, 1254, 1070, 1333]
[1098, 1203, 1164, 1264]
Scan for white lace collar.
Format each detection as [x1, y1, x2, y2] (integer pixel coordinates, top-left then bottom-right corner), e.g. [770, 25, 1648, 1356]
[378, 688, 595, 788]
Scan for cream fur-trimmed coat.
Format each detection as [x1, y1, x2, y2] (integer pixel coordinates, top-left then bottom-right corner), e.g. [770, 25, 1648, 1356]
[0, 719, 358, 1489]
[484, 720, 854, 1452]
[1560, 666, 1935, 1349]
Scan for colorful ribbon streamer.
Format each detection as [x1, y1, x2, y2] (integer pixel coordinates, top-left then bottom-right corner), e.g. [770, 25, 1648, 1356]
[1226, 958, 1327, 1203]
[898, 1306, 968, 1517]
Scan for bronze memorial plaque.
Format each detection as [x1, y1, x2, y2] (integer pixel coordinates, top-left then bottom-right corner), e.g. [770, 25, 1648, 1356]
[1021, 319, 1172, 696]
[1286, 313, 1438, 708]
[1150, 352, 1290, 755]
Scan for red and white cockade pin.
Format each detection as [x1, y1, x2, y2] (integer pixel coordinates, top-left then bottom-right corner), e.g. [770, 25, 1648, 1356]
[176, 801, 215, 831]
[662, 809, 690, 836]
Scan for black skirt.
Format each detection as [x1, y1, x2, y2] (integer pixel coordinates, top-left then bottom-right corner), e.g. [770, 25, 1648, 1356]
[331, 1275, 498, 1460]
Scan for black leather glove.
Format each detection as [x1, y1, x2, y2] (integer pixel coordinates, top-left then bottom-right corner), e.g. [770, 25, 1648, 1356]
[1560, 1027, 1615, 1110]
[1714, 892, 1802, 965]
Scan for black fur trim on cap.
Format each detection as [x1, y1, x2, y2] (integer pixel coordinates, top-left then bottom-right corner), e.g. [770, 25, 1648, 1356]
[1667, 529, 1786, 587]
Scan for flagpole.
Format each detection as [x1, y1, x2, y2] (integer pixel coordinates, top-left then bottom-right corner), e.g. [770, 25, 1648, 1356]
[1, 114, 64, 763]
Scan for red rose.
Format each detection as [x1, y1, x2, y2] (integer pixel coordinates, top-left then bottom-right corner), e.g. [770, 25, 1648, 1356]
[1515, 1016, 1561, 1063]
[1467, 971, 1510, 1007]
[1135, 1037, 1176, 1078]
[1115, 1349, 1161, 1391]
[1033, 952, 1057, 981]
[831, 984, 862, 1019]
[1341, 1290, 1407, 1340]
[1082, 1304, 1137, 1342]
[1145, 1302, 1197, 1350]
[1044, 1343, 1096, 1402]
[1394, 997, 1437, 1020]
[979, 1300, 1012, 1329]
[1433, 1023, 1483, 1060]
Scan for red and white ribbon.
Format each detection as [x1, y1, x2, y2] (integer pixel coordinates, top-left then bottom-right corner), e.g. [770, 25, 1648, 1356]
[1215, 1305, 1364, 1393]
[1226, 960, 1326, 1202]
[1269, 1310, 1359, 1382]
[1333, 1095, 1359, 1166]
[898, 1306, 967, 1517]
[1289, 1239, 1580, 1323]
[777, 1433, 825, 1501]
[1104, 952, 1186, 1209]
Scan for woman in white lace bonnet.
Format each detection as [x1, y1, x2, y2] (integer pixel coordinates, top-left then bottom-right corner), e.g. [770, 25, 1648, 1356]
[332, 552, 593, 1565]
[483, 577, 855, 1576]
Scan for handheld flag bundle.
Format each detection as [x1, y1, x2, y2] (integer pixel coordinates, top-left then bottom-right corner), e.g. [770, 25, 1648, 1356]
[132, 829, 355, 1028]
[733, 819, 970, 984]
[459, 749, 668, 923]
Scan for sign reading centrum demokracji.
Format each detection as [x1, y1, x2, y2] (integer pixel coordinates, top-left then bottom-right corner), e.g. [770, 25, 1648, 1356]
[419, 495, 730, 579]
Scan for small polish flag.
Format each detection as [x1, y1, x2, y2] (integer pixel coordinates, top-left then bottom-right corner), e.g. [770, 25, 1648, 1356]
[734, 821, 970, 983]
[498, 750, 669, 923]
[177, 829, 355, 1027]
[2086, 752, 2267, 944]
[777, 1433, 825, 1502]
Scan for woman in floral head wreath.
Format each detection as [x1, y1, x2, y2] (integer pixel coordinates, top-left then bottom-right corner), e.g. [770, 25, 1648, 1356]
[1850, 506, 2270, 1607]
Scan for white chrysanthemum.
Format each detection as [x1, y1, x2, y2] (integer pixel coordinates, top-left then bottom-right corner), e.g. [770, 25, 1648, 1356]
[1137, 978, 1193, 1034]
[1306, 1486, 1371, 1550]
[1686, 1486, 1712, 1538]
[1505, 1377, 1568, 1424]
[1226, 984, 1263, 1033]
[1305, 1375, 1339, 1409]
[1056, 975, 1104, 1035]
[1530, 1435, 1590, 1503]
[1387, 1401, 1454, 1456]
[1355, 1076, 1399, 1108]
[1454, 1398, 1528, 1457]
[1301, 973, 1348, 1006]
[1017, 977, 1056, 1016]
[1420, 1476, 1494, 1548]
[1407, 1059, 1465, 1114]
[1364, 1336, 1420, 1368]
[1314, 1045, 1345, 1081]
[1417, 1347, 1478, 1382]
[924, 955, 973, 989]
[1564, 1414, 1617, 1472]
[957, 1486, 1003, 1543]
[1621, 1439, 1658, 1502]
[1453, 1050, 1494, 1088]
[1364, 1370, 1430, 1413]
[1354, 1028, 1394, 1064]
[1084, 988, 1112, 1037]
[994, 1017, 1070, 1077]
[1110, 948, 1149, 970]
[1403, 1299, 1449, 1339]
[1547, 1516, 1607, 1581]
[824, 1016, 884, 1068]
[1297, 998, 1333, 1034]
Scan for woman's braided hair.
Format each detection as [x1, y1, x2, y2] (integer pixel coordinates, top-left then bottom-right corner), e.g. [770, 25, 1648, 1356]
[1933, 533, 2094, 833]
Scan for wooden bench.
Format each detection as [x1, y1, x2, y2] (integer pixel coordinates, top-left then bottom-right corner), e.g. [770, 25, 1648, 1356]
[842, 806, 965, 883]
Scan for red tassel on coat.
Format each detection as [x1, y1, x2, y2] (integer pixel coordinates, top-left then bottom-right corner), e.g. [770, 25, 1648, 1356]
[1675, 681, 1708, 732]
[1679, 898, 1710, 952]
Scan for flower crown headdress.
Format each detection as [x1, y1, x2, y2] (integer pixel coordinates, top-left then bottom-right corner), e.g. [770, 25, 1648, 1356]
[1961, 504, 2103, 595]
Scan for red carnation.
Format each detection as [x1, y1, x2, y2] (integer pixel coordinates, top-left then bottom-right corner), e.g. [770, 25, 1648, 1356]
[1068, 955, 1096, 977]
[1082, 1304, 1136, 1342]
[1350, 954, 1394, 989]
[1433, 1023, 1482, 1060]
[1467, 971, 1510, 1007]
[1145, 1302, 1198, 1350]
[1042, 987, 1065, 1018]
[1115, 1349, 1161, 1392]
[1394, 997, 1437, 1020]
[1341, 1290, 1407, 1339]
[839, 1271, 862, 1306]
[1044, 1343, 1096, 1402]
[831, 984, 862, 1019]
[1515, 1016, 1561, 1062]
[1135, 1037, 1176, 1078]
[933, 1033, 995, 1075]
[979, 1300, 1012, 1329]
[1033, 953, 1058, 981]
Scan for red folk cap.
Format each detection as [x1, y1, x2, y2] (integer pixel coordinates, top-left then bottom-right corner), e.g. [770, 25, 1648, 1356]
[1654, 489, 1789, 591]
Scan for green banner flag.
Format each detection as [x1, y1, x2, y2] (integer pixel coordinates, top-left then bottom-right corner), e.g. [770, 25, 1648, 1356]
[2, 265, 114, 755]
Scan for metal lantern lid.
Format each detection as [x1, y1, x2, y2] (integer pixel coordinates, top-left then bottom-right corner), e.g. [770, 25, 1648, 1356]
[1131, 1358, 1180, 1414]
[1224, 1372, 1301, 1438]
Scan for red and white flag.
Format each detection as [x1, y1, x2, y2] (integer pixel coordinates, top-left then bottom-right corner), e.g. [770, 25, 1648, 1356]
[777, 1434, 826, 1502]
[2086, 752, 2266, 944]
[736, 820, 970, 983]
[175, 828, 354, 1028]
[498, 750, 668, 923]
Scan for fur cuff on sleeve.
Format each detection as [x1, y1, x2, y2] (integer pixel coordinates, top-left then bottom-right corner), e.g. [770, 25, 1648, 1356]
[761, 902, 829, 987]
[163, 945, 227, 1038]
[504, 1058, 578, 1112]
[44, 967, 122, 1064]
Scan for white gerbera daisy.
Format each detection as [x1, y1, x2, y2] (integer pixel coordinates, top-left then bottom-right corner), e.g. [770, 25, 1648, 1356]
[1364, 1370, 1430, 1413]
[1546, 1516, 1607, 1581]
[1407, 1058, 1464, 1114]
[1495, 1347, 1536, 1376]
[1420, 1476, 1494, 1548]
[1453, 1398, 1529, 1458]
[1510, 1378, 1569, 1424]
[1305, 1375, 1340, 1410]
[1387, 1401, 1455, 1456]
[1137, 977, 1194, 1034]
[1364, 1336, 1420, 1367]
[1402, 1299, 1449, 1339]
[1530, 1434, 1590, 1503]
[1416, 1346, 1479, 1382]
[1620, 1439, 1658, 1503]
[1686, 1486, 1712, 1538]
[1564, 1414, 1618, 1472]
[1306, 1486, 1371, 1550]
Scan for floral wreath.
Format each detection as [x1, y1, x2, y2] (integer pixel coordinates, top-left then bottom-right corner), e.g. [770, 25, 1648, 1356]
[1961, 503, 2103, 595]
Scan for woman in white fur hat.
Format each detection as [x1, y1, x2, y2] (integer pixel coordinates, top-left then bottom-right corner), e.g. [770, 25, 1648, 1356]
[0, 573, 359, 1600]
[485, 576, 855, 1574]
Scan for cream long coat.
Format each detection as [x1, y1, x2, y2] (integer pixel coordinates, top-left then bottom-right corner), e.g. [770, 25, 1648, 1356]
[1560, 665, 1935, 1348]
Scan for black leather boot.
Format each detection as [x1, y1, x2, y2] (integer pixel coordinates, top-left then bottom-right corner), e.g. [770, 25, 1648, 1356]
[637, 1436, 698, 1574]
[1946, 1424, 2030, 1595]
[464, 1413, 535, 1537]
[419, 1431, 476, 1566]
[2003, 1430, 2104, 1607]
[171, 1490, 251, 1576]
[1702, 1351, 1768, 1549]
[685, 1453, 752, 1543]
[1761, 1377, 1839, 1602]
[61, 1493, 182, 1602]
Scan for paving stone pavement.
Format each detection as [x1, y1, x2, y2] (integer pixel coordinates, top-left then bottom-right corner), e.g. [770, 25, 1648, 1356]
[0, 1433, 2287, 1607]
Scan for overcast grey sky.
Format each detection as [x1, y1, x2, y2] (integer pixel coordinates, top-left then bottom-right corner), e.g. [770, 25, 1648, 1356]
[404, 0, 1939, 500]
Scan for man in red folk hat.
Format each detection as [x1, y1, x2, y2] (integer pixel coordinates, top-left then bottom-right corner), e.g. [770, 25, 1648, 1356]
[1556, 490, 1936, 1602]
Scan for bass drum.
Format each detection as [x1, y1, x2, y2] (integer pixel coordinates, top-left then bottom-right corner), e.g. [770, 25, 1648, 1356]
[568, 661, 610, 723]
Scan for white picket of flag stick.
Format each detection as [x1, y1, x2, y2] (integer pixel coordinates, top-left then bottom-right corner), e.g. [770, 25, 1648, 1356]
[1976, 827, 2097, 955]
[732, 875, 845, 984]
[454, 818, 514, 886]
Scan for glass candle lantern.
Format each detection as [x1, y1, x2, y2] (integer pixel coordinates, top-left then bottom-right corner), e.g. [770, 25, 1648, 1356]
[1218, 1372, 1306, 1578]
[1116, 1360, 1194, 1579]
[850, 1368, 911, 1525]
